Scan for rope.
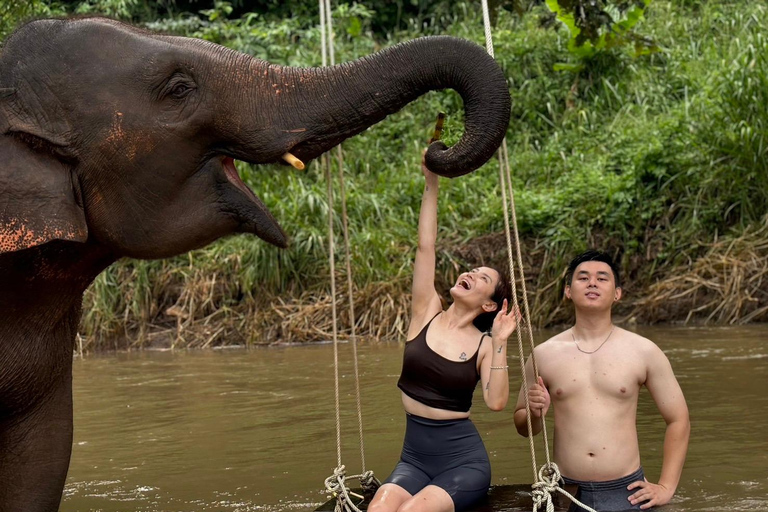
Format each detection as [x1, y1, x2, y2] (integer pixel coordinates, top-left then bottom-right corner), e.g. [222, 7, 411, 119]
[326, 0, 366, 471]
[335, 146, 368, 472]
[323, 0, 367, 470]
[479, 2, 597, 511]
[529, 463, 594, 512]
[320, 0, 342, 472]
[324, 465, 383, 512]
[324, 153, 343, 467]
[318, 1, 379, 507]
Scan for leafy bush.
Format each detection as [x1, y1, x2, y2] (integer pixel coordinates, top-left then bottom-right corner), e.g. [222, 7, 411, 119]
[543, 0, 658, 72]
[4, 0, 767, 343]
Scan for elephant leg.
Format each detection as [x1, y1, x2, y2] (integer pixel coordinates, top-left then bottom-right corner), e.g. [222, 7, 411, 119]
[0, 375, 73, 512]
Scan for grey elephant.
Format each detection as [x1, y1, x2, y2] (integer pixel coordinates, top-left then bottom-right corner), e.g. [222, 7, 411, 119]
[0, 16, 510, 511]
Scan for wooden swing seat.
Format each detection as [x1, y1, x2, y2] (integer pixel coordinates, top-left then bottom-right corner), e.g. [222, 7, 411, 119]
[315, 484, 572, 512]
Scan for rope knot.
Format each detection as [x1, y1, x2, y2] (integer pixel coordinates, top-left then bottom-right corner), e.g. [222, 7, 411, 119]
[324, 465, 381, 512]
[537, 462, 561, 486]
[530, 463, 561, 512]
[324, 465, 347, 498]
[359, 469, 381, 494]
[530, 462, 599, 512]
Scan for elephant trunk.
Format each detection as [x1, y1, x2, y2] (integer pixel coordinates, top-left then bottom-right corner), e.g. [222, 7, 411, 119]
[240, 36, 511, 177]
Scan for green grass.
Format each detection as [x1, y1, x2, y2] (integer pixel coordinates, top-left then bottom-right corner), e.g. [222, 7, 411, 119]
[6, 0, 768, 347]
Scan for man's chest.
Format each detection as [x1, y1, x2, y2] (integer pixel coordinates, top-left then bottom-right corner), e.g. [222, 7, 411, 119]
[543, 349, 645, 402]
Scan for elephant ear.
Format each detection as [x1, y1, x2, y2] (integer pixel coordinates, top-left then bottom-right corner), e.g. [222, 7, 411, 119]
[0, 88, 88, 254]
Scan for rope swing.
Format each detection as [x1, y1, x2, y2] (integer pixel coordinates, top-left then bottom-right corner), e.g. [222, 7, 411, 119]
[478, 2, 596, 511]
[318, 1, 380, 510]
[316, 1, 600, 510]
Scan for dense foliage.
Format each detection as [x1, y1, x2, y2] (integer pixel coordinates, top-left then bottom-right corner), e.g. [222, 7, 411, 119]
[3, 0, 767, 346]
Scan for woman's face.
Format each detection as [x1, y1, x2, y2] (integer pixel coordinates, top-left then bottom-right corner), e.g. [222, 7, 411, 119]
[450, 266, 500, 308]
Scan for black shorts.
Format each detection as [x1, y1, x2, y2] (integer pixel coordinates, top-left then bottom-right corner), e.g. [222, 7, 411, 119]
[384, 413, 491, 512]
[562, 467, 647, 511]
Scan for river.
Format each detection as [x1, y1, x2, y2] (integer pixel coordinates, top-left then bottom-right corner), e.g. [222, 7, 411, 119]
[63, 325, 768, 511]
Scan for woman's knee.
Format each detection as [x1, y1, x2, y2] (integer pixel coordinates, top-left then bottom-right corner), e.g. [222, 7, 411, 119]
[367, 500, 390, 512]
[368, 484, 412, 512]
[397, 486, 455, 512]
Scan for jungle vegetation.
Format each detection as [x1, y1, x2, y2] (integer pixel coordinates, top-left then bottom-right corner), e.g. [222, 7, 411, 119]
[3, 0, 767, 350]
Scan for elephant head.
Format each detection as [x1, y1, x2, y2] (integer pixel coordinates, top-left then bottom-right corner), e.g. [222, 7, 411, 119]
[0, 16, 510, 512]
[0, 17, 510, 260]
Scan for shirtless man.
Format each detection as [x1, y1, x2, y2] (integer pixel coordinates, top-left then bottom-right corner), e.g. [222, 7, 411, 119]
[514, 250, 690, 511]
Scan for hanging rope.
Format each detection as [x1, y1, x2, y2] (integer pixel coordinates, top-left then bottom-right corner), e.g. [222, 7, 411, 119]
[319, 1, 380, 510]
[323, 0, 369, 475]
[334, 146, 370, 476]
[478, 2, 596, 511]
[320, 0, 344, 469]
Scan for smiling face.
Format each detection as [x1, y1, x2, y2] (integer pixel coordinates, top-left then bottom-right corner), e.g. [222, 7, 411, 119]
[450, 266, 501, 312]
[565, 261, 622, 310]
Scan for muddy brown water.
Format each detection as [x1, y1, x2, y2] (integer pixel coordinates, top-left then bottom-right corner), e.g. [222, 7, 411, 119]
[63, 326, 768, 511]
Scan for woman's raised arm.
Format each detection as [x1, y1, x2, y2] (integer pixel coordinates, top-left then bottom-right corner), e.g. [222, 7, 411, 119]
[408, 152, 443, 338]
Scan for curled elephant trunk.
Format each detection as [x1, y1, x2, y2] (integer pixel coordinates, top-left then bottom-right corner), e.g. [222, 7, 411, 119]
[244, 36, 511, 177]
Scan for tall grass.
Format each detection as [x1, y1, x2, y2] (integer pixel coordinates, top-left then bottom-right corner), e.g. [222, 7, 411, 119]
[9, 0, 767, 348]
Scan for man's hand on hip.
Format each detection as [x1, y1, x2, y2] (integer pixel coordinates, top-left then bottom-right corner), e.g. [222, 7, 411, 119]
[627, 479, 674, 509]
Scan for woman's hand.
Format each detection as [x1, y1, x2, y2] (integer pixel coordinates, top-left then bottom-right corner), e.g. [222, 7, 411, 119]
[421, 150, 438, 185]
[491, 299, 520, 343]
[528, 376, 550, 418]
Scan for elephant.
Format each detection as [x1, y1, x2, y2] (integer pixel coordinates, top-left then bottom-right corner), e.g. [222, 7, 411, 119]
[0, 16, 510, 511]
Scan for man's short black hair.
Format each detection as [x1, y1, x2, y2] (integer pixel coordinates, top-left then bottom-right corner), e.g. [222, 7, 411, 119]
[566, 250, 621, 288]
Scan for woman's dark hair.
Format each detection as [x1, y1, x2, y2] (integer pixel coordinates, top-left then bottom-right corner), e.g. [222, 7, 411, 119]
[473, 268, 512, 333]
[565, 249, 622, 288]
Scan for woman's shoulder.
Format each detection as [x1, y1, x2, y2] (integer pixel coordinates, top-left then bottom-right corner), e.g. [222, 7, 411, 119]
[472, 326, 494, 351]
[406, 307, 443, 341]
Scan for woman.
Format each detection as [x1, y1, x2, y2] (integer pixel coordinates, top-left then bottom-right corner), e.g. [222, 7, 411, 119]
[368, 152, 518, 512]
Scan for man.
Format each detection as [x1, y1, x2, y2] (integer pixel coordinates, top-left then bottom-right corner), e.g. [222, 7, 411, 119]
[514, 250, 690, 511]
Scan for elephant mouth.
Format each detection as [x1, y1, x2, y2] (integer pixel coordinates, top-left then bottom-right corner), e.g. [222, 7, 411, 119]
[221, 156, 287, 248]
[223, 157, 256, 199]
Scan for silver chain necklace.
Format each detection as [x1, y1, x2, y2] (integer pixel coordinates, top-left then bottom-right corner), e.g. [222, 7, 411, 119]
[571, 326, 615, 354]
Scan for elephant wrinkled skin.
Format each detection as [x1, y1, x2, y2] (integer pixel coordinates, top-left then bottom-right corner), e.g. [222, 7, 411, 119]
[0, 17, 510, 511]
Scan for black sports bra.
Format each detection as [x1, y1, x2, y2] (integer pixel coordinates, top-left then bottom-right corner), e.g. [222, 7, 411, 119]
[397, 314, 486, 412]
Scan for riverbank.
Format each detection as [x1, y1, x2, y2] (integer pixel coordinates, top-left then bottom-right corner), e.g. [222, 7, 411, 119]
[78, 213, 768, 351]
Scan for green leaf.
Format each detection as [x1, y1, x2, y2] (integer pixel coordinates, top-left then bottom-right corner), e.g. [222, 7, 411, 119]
[553, 61, 585, 72]
[346, 16, 362, 38]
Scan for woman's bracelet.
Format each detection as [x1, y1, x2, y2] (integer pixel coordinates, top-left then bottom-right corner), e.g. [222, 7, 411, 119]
[490, 365, 509, 370]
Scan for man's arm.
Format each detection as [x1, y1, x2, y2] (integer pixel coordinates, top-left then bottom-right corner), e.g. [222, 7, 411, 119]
[628, 345, 690, 509]
[513, 353, 550, 437]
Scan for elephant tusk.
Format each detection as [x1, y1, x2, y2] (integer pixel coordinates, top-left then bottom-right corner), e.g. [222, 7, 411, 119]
[282, 152, 305, 170]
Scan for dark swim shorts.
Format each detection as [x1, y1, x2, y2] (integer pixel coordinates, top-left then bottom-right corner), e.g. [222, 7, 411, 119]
[562, 467, 648, 511]
[384, 413, 491, 512]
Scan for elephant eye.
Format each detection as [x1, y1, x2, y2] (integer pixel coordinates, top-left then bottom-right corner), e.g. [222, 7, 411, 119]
[170, 82, 194, 99]
[165, 74, 196, 100]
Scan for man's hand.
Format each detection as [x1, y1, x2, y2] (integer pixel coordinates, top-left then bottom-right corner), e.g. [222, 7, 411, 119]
[528, 376, 550, 418]
[627, 480, 674, 509]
